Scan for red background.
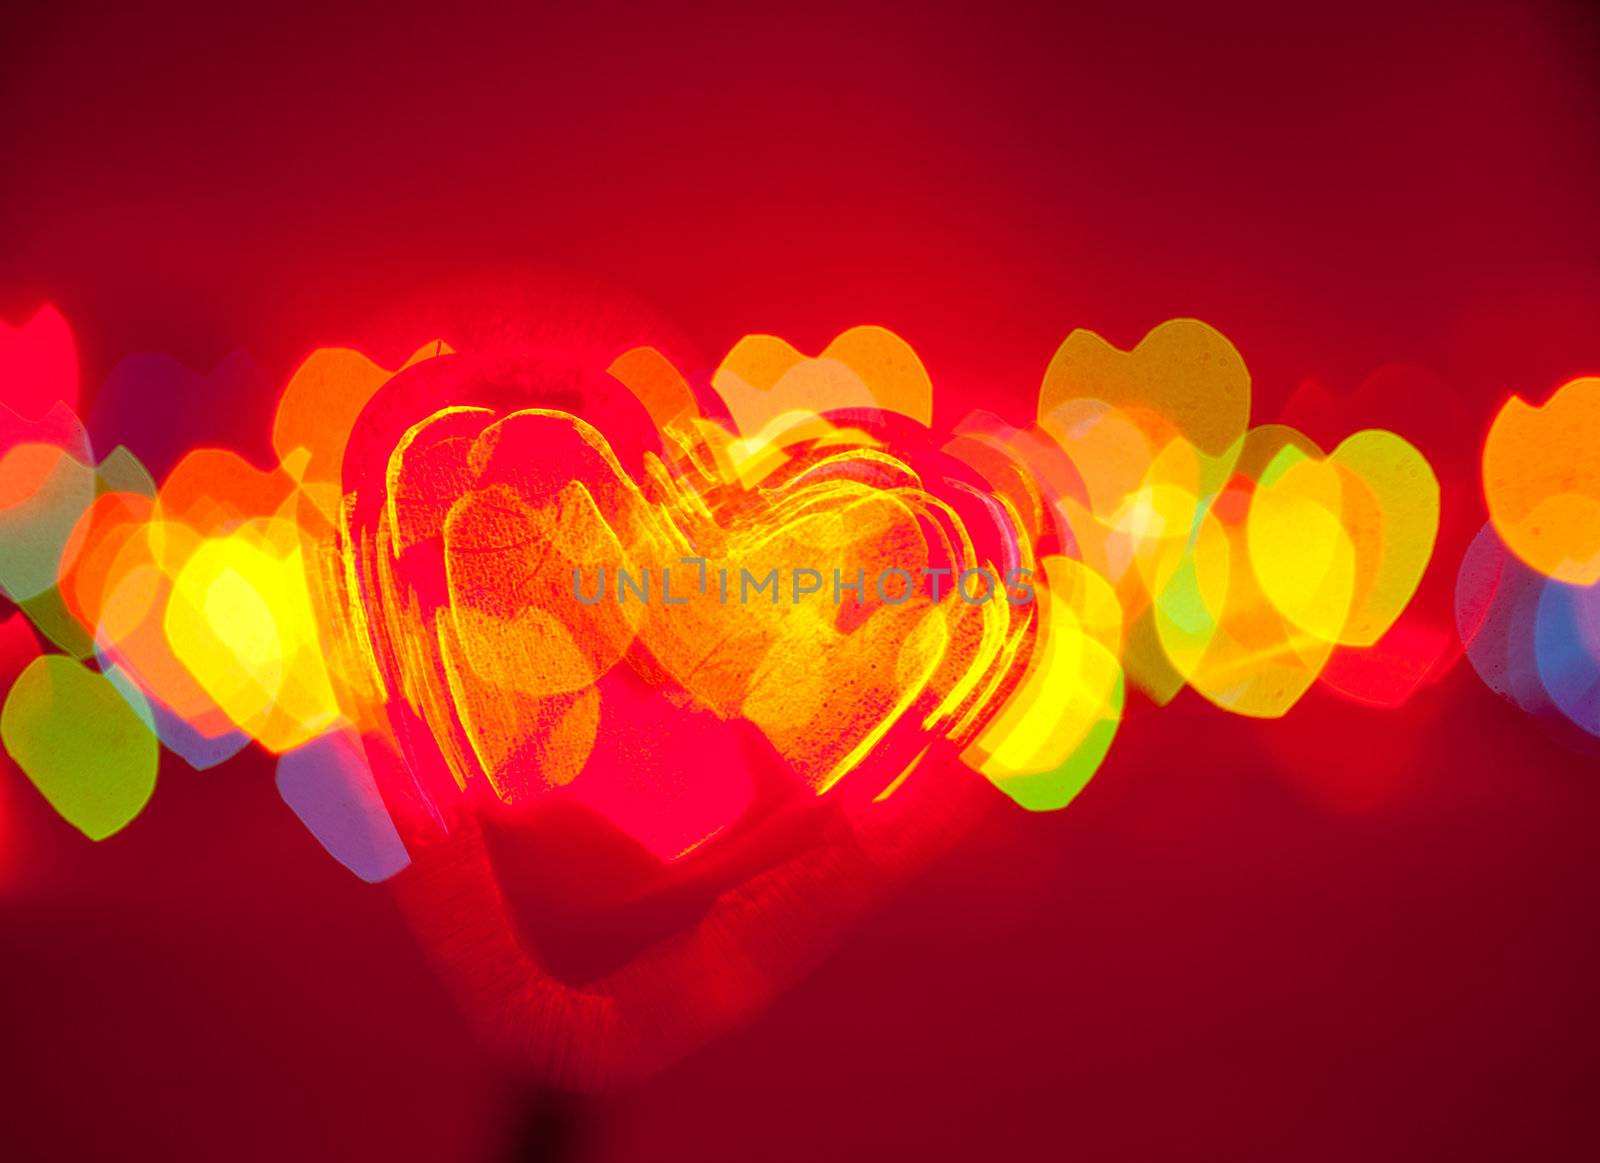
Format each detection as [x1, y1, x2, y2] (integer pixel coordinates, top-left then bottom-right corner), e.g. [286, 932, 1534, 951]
[3, 1, 1600, 1158]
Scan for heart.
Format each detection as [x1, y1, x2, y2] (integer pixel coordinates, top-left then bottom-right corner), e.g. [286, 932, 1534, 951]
[339, 351, 1039, 863]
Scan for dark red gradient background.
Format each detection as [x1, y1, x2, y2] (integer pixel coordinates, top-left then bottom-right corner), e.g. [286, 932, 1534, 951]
[4, 2, 1600, 1159]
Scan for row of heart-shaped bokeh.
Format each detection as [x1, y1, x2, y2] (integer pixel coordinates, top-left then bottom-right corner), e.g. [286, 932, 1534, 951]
[0, 303, 1595, 882]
